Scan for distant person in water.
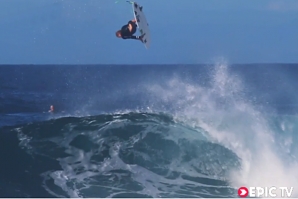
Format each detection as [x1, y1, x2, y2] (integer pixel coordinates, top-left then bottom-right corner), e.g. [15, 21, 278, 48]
[115, 18, 144, 42]
[48, 105, 54, 113]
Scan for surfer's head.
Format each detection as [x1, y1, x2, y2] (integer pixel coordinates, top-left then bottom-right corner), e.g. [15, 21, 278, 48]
[115, 30, 122, 38]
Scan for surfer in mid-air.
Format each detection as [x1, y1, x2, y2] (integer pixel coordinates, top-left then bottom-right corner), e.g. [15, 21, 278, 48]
[115, 18, 144, 41]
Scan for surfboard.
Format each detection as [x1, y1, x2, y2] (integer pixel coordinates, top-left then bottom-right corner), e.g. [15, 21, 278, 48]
[129, 1, 151, 49]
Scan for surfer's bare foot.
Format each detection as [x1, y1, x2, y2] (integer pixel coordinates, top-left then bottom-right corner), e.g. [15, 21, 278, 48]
[131, 19, 137, 23]
[139, 34, 145, 42]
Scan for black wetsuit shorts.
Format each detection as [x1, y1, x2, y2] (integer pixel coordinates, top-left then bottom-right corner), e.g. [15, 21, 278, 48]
[121, 21, 140, 40]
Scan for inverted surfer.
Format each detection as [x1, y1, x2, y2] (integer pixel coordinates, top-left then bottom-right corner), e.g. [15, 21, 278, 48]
[115, 18, 144, 41]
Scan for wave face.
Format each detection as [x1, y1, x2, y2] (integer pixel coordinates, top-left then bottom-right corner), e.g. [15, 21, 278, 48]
[1, 62, 298, 197]
[3, 113, 239, 198]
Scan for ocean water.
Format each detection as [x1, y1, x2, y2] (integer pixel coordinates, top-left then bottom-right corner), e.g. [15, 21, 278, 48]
[1, 62, 298, 198]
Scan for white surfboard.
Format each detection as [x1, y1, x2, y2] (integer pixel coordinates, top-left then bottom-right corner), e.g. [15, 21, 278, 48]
[130, 2, 151, 49]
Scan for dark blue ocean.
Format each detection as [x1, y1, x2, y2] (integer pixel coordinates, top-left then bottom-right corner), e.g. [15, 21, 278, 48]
[1, 63, 298, 198]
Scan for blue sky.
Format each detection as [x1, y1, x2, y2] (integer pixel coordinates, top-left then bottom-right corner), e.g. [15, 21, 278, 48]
[0, 0, 297, 64]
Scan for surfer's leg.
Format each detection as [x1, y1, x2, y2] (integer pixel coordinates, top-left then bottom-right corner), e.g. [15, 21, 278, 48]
[128, 21, 137, 34]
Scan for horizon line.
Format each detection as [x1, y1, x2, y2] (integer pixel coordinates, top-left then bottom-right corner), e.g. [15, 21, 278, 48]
[0, 63, 297, 66]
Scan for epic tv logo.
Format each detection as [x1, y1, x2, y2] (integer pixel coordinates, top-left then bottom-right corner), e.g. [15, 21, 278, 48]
[238, 186, 294, 198]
